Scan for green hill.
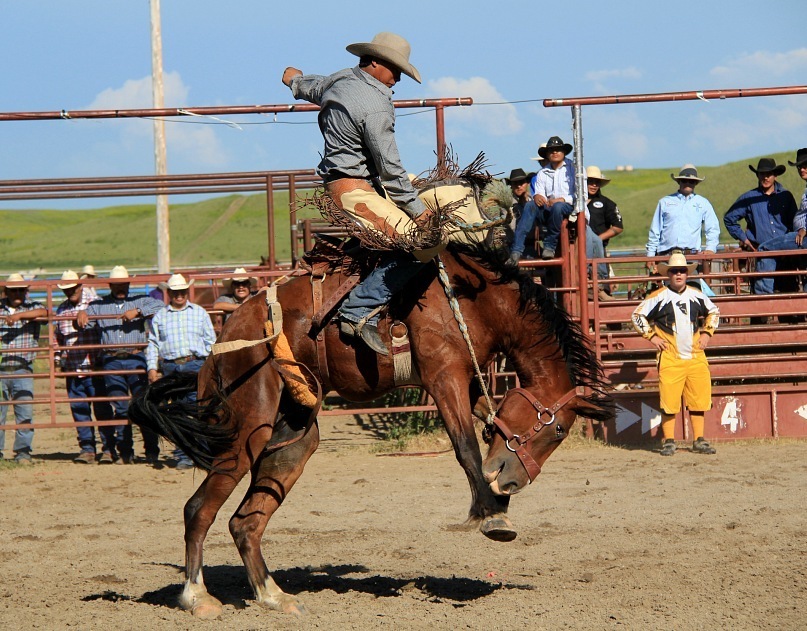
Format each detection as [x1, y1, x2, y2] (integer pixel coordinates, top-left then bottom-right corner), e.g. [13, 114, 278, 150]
[1, 151, 804, 273]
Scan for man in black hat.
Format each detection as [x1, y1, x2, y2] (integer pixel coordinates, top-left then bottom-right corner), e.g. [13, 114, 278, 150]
[724, 158, 799, 295]
[510, 135, 577, 261]
[282, 32, 435, 356]
[790, 148, 807, 235]
[502, 168, 538, 257]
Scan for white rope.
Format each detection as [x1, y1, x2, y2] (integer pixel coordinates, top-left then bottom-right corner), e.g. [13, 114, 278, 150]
[435, 255, 495, 424]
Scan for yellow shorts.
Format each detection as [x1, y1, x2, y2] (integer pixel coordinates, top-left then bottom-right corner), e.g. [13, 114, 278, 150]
[658, 351, 712, 414]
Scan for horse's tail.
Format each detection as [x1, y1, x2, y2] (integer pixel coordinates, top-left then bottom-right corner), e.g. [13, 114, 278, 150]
[128, 371, 237, 472]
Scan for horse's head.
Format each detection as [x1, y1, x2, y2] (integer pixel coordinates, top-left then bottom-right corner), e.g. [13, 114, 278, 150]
[481, 386, 581, 495]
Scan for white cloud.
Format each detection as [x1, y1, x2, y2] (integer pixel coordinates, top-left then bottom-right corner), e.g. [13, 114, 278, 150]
[710, 48, 807, 81]
[85, 73, 227, 167]
[425, 76, 522, 136]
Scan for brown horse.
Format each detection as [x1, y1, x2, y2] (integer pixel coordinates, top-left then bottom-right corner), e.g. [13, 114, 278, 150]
[129, 242, 612, 619]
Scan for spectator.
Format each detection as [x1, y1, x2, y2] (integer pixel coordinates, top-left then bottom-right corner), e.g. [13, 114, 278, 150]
[54, 270, 114, 464]
[646, 165, 720, 274]
[0, 274, 47, 465]
[502, 168, 538, 257]
[724, 158, 801, 295]
[791, 148, 807, 219]
[76, 266, 164, 465]
[631, 252, 720, 457]
[283, 32, 436, 355]
[213, 268, 258, 323]
[146, 274, 216, 470]
[80, 264, 99, 300]
[586, 166, 624, 297]
[512, 135, 577, 260]
[530, 143, 549, 169]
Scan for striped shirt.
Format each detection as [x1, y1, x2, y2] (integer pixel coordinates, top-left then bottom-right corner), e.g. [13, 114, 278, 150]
[55, 287, 101, 372]
[146, 302, 216, 371]
[0, 298, 45, 367]
[289, 66, 426, 218]
[85, 293, 165, 353]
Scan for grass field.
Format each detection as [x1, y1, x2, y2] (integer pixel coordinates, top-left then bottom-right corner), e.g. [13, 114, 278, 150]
[1, 151, 804, 274]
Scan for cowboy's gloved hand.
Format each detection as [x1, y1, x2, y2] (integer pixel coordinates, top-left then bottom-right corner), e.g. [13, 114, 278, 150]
[413, 208, 438, 232]
[506, 251, 521, 267]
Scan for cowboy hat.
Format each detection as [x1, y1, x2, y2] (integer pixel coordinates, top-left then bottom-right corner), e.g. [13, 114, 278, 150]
[788, 148, 807, 167]
[749, 158, 786, 177]
[585, 165, 611, 185]
[80, 264, 96, 278]
[504, 168, 535, 185]
[225, 268, 257, 290]
[530, 143, 548, 162]
[57, 270, 80, 290]
[164, 273, 193, 291]
[657, 251, 697, 275]
[4, 273, 29, 289]
[671, 164, 704, 182]
[346, 32, 421, 84]
[109, 265, 130, 281]
[538, 136, 573, 158]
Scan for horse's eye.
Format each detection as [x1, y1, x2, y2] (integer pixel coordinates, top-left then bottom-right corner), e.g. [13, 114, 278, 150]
[556, 424, 566, 437]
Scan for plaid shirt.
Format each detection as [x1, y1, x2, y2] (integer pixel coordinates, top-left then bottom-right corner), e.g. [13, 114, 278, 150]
[0, 297, 45, 368]
[146, 302, 215, 371]
[85, 292, 165, 352]
[55, 287, 101, 372]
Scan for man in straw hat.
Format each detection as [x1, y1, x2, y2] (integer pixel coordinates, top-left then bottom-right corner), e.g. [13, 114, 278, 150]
[585, 166, 623, 298]
[511, 135, 577, 261]
[213, 267, 257, 325]
[724, 158, 801, 296]
[147, 273, 215, 470]
[631, 252, 720, 456]
[54, 270, 114, 464]
[77, 265, 165, 465]
[282, 32, 435, 355]
[0, 274, 46, 464]
[646, 165, 720, 274]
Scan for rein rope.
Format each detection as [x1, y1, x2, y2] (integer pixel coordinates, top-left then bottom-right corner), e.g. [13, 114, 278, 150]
[447, 206, 509, 233]
[435, 255, 496, 425]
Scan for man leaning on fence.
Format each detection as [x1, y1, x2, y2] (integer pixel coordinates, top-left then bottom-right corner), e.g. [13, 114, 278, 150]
[54, 270, 114, 464]
[76, 265, 164, 465]
[0, 274, 46, 465]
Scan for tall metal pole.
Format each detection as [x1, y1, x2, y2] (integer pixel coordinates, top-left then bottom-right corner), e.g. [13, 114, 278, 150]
[572, 104, 589, 332]
[150, 0, 170, 273]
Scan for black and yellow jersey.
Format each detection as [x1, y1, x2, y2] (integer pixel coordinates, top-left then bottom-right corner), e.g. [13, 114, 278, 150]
[631, 285, 719, 360]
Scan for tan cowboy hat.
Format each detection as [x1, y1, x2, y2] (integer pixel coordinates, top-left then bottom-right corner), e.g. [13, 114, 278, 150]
[346, 32, 421, 83]
[4, 273, 29, 289]
[671, 164, 705, 182]
[586, 165, 611, 185]
[164, 273, 193, 291]
[80, 264, 96, 278]
[749, 158, 786, 177]
[225, 268, 257, 289]
[109, 265, 130, 281]
[57, 270, 80, 290]
[657, 251, 697, 275]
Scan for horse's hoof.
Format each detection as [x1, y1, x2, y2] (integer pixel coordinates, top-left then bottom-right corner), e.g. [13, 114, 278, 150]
[191, 597, 223, 620]
[261, 594, 308, 616]
[480, 514, 517, 542]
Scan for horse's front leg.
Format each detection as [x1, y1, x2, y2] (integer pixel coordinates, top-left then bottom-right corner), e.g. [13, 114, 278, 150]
[230, 421, 320, 615]
[429, 379, 515, 542]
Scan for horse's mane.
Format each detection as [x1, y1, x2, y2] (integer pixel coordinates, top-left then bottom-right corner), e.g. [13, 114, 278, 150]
[446, 242, 614, 422]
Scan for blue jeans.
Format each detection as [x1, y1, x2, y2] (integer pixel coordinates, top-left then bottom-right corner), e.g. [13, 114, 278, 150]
[340, 255, 425, 324]
[100, 354, 159, 459]
[0, 369, 34, 456]
[586, 226, 608, 281]
[512, 201, 574, 255]
[755, 232, 807, 294]
[67, 374, 114, 453]
[161, 359, 204, 463]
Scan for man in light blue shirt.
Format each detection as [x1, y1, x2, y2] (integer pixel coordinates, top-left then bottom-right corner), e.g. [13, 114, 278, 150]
[646, 165, 720, 273]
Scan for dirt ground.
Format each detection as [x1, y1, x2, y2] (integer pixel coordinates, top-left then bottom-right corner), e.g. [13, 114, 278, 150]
[0, 414, 804, 631]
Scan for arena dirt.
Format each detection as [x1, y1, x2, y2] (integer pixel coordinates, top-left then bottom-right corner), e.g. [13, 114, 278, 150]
[0, 414, 804, 630]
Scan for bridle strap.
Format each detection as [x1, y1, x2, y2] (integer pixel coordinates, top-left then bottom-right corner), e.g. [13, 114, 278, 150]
[491, 386, 581, 483]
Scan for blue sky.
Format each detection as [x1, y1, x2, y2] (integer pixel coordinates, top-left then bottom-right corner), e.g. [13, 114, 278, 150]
[2, 0, 806, 209]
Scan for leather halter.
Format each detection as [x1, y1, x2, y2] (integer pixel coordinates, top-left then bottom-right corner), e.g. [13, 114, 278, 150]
[488, 386, 581, 483]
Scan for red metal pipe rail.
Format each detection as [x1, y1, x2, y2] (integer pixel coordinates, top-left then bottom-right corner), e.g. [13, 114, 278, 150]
[543, 85, 807, 107]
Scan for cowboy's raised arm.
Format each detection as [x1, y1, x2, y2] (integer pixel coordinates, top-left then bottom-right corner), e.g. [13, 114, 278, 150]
[283, 68, 327, 104]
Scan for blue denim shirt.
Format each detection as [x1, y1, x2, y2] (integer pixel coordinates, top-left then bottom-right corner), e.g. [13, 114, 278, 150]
[724, 182, 798, 245]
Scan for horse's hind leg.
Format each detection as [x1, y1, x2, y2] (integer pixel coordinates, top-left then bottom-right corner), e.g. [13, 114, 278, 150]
[229, 421, 320, 615]
[179, 458, 252, 619]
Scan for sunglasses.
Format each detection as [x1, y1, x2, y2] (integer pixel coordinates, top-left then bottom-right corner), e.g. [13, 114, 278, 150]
[231, 281, 251, 287]
[668, 268, 689, 275]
